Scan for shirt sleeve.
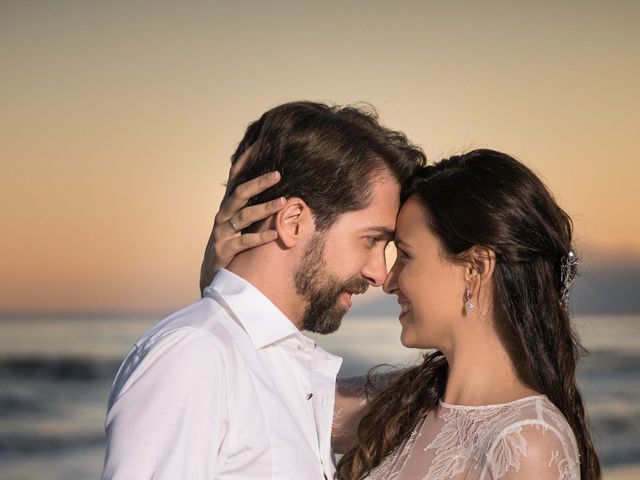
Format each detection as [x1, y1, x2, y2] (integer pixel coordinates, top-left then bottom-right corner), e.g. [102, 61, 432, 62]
[101, 328, 229, 479]
[489, 422, 580, 480]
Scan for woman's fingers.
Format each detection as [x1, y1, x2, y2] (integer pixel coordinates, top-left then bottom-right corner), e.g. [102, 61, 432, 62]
[222, 230, 279, 257]
[216, 197, 286, 238]
[217, 171, 281, 223]
[209, 230, 279, 274]
[200, 223, 281, 295]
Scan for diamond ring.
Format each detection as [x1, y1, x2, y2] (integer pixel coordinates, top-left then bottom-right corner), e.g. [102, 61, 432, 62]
[229, 217, 241, 233]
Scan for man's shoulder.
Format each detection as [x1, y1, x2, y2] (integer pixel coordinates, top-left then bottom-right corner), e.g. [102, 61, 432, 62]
[137, 297, 233, 350]
[107, 298, 238, 409]
[123, 297, 243, 379]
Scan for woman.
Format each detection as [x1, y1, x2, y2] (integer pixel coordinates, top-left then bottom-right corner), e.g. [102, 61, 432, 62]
[204, 149, 600, 479]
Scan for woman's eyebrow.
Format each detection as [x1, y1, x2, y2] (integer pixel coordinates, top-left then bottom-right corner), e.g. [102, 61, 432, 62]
[394, 238, 412, 249]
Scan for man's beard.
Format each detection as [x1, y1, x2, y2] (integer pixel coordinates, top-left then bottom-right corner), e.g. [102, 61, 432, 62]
[294, 234, 369, 334]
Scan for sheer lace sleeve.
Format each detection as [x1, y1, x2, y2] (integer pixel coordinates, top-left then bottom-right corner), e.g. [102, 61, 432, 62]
[332, 370, 403, 453]
[489, 422, 580, 480]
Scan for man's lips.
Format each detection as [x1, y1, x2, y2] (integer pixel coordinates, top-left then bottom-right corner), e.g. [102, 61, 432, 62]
[341, 287, 367, 308]
[339, 279, 369, 309]
[342, 291, 353, 308]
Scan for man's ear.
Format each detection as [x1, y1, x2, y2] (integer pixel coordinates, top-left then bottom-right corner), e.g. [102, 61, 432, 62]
[274, 198, 312, 248]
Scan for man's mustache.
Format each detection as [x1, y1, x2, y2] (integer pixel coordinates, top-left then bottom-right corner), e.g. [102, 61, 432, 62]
[342, 277, 369, 296]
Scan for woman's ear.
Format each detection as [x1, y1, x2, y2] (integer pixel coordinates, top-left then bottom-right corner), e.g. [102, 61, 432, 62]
[274, 198, 311, 248]
[466, 247, 496, 290]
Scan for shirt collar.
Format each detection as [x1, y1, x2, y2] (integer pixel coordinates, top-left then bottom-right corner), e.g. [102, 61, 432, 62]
[203, 268, 302, 349]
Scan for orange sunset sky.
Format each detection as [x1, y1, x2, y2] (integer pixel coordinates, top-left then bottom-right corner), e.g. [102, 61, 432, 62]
[1, 1, 639, 315]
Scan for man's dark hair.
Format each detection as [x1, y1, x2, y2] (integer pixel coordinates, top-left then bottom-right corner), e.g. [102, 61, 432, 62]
[228, 101, 426, 232]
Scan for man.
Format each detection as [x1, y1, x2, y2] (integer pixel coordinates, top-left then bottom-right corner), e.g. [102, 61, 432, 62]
[102, 101, 425, 479]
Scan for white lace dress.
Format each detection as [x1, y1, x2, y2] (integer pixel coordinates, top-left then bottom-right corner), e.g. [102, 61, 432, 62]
[363, 395, 580, 480]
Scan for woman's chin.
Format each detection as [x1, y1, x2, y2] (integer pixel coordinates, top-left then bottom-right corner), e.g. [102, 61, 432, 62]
[399, 328, 417, 348]
[400, 327, 437, 350]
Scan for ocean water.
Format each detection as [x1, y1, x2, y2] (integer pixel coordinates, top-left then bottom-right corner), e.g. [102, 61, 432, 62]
[0, 314, 638, 479]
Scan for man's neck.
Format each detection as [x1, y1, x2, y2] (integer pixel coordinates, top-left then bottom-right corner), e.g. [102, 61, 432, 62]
[227, 250, 305, 330]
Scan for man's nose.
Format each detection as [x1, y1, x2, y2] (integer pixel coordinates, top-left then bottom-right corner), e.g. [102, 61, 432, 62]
[362, 252, 388, 287]
[383, 261, 399, 294]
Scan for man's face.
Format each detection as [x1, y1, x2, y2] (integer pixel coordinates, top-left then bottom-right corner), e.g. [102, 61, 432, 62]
[295, 171, 401, 334]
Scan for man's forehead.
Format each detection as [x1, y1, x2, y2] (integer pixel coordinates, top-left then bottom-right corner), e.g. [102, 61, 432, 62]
[327, 205, 397, 231]
[324, 173, 400, 232]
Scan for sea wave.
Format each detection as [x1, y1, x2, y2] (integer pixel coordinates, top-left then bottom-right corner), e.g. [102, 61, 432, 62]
[0, 432, 105, 455]
[0, 356, 121, 382]
[579, 350, 640, 376]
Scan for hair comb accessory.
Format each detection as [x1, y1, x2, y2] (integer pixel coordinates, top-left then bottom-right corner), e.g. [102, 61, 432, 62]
[560, 250, 579, 310]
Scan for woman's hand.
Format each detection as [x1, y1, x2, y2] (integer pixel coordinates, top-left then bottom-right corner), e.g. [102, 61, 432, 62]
[200, 148, 286, 295]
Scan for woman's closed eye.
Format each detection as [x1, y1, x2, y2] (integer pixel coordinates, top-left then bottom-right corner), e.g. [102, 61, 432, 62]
[396, 246, 410, 261]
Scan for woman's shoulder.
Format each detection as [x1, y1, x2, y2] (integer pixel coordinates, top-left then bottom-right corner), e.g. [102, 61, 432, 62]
[484, 395, 581, 479]
[437, 395, 576, 454]
[490, 395, 577, 443]
[477, 395, 578, 452]
[440, 394, 567, 431]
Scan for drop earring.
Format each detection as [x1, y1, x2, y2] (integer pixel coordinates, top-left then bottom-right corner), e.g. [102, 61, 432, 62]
[464, 287, 475, 313]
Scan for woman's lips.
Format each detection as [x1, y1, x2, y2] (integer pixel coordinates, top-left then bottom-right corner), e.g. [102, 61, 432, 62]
[399, 302, 412, 320]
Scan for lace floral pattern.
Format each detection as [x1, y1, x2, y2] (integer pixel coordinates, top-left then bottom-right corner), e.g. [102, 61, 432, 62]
[425, 401, 523, 479]
[488, 424, 528, 477]
[365, 395, 580, 480]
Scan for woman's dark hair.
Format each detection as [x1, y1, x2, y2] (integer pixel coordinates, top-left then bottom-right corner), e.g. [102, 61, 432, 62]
[228, 101, 426, 232]
[337, 149, 600, 479]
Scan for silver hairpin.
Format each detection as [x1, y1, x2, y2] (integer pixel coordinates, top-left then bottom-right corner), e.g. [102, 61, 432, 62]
[560, 250, 579, 310]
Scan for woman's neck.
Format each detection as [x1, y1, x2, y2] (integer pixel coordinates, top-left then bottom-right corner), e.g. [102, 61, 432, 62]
[441, 320, 538, 406]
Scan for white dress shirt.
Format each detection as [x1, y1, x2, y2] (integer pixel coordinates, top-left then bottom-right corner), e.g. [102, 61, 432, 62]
[102, 268, 343, 479]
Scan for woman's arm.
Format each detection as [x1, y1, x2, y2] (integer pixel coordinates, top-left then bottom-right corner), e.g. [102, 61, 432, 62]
[333, 369, 405, 453]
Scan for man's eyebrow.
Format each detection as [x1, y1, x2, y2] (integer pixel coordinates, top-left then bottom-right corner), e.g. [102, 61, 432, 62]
[363, 227, 395, 239]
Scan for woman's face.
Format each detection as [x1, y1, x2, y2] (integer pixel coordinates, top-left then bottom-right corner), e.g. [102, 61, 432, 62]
[383, 195, 468, 350]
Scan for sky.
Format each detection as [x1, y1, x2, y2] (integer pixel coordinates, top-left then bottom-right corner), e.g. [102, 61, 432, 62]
[1, 1, 639, 315]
